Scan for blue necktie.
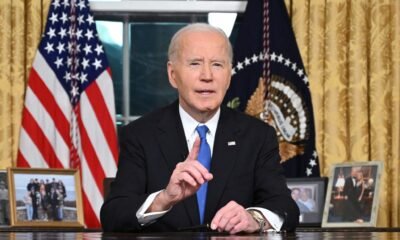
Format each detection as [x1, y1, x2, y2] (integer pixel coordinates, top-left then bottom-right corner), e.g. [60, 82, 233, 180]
[195, 125, 211, 224]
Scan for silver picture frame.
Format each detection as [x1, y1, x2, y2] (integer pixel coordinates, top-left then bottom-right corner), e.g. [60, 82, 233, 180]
[322, 161, 383, 228]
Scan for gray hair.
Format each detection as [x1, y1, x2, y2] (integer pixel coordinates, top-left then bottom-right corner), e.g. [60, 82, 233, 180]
[168, 23, 233, 63]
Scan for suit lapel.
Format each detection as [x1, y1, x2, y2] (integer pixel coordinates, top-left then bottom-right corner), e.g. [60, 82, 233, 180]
[156, 102, 200, 225]
[204, 107, 241, 223]
[157, 102, 188, 171]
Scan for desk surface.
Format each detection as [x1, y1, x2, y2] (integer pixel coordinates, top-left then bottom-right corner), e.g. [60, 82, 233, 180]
[0, 228, 400, 240]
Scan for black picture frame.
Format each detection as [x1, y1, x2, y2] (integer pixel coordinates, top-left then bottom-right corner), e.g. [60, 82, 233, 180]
[287, 177, 328, 226]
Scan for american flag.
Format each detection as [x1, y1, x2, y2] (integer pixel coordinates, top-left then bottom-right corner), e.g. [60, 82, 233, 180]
[17, 0, 118, 228]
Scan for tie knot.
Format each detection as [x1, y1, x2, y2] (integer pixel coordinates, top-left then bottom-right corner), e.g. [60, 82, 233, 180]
[196, 125, 209, 139]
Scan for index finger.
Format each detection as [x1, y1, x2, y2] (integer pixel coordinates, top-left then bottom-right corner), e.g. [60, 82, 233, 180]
[187, 137, 200, 161]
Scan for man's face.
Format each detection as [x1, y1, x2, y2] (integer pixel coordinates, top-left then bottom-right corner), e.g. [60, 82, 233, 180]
[351, 168, 359, 177]
[300, 190, 308, 201]
[167, 30, 231, 119]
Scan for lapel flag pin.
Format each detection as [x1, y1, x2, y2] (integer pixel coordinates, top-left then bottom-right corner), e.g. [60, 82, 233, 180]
[227, 141, 236, 146]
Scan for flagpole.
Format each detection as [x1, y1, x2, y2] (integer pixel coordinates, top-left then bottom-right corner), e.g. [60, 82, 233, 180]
[69, 0, 81, 170]
[263, 0, 270, 83]
[263, 0, 271, 121]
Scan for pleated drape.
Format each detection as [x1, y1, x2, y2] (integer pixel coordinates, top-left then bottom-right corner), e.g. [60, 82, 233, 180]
[286, 0, 400, 227]
[0, 0, 50, 169]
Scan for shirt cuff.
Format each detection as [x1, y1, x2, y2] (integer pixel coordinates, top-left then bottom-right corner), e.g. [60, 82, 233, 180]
[136, 190, 171, 225]
[246, 207, 284, 231]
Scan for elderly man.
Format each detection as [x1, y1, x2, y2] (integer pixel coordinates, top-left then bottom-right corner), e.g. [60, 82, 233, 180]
[101, 23, 299, 233]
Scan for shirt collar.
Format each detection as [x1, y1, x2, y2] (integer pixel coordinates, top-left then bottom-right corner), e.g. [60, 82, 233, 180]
[179, 105, 220, 139]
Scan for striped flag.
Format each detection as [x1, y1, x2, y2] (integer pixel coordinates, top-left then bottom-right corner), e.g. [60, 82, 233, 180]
[17, 0, 118, 228]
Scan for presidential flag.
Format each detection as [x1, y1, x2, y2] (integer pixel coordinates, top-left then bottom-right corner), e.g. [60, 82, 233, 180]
[17, 0, 118, 227]
[224, 0, 320, 177]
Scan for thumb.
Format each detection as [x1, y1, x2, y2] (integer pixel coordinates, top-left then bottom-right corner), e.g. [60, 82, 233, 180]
[187, 137, 200, 161]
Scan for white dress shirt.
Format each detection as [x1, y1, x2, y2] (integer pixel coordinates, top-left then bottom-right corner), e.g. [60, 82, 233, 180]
[136, 105, 284, 231]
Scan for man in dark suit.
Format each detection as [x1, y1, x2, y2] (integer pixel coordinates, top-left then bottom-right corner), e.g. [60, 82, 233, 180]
[343, 167, 364, 222]
[101, 23, 299, 233]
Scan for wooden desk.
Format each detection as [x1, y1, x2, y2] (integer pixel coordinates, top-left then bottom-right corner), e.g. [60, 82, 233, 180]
[0, 228, 399, 239]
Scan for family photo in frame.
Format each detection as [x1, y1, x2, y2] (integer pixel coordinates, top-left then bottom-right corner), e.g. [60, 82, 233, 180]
[0, 170, 9, 226]
[322, 161, 383, 228]
[287, 178, 327, 226]
[7, 168, 84, 228]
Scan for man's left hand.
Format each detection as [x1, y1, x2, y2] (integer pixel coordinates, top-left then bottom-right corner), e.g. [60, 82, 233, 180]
[210, 201, 269, 234]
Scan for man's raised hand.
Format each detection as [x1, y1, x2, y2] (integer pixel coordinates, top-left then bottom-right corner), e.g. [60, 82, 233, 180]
[147, 137, 213, 212]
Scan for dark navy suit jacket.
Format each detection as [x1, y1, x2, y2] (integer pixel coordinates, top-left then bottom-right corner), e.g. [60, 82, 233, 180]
[100, 101, 299, 232]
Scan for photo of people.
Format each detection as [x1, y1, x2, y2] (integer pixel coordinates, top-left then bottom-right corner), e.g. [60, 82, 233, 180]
[322, 162, 383, 227]
[0, 171, 9, 226]
[291, 187, 316, 212]
[13, 173, 76, 223]
[287, 178, 326, 225]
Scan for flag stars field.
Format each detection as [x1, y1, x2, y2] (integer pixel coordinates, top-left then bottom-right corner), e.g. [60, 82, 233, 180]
[231, 50, 308, 88]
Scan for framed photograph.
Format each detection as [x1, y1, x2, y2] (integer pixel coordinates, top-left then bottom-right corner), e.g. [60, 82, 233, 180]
[322, 161, 383, 228]
[8, 168, 84, 228]
[0, 170, 10, 226]
[287, 177, 327, 226]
